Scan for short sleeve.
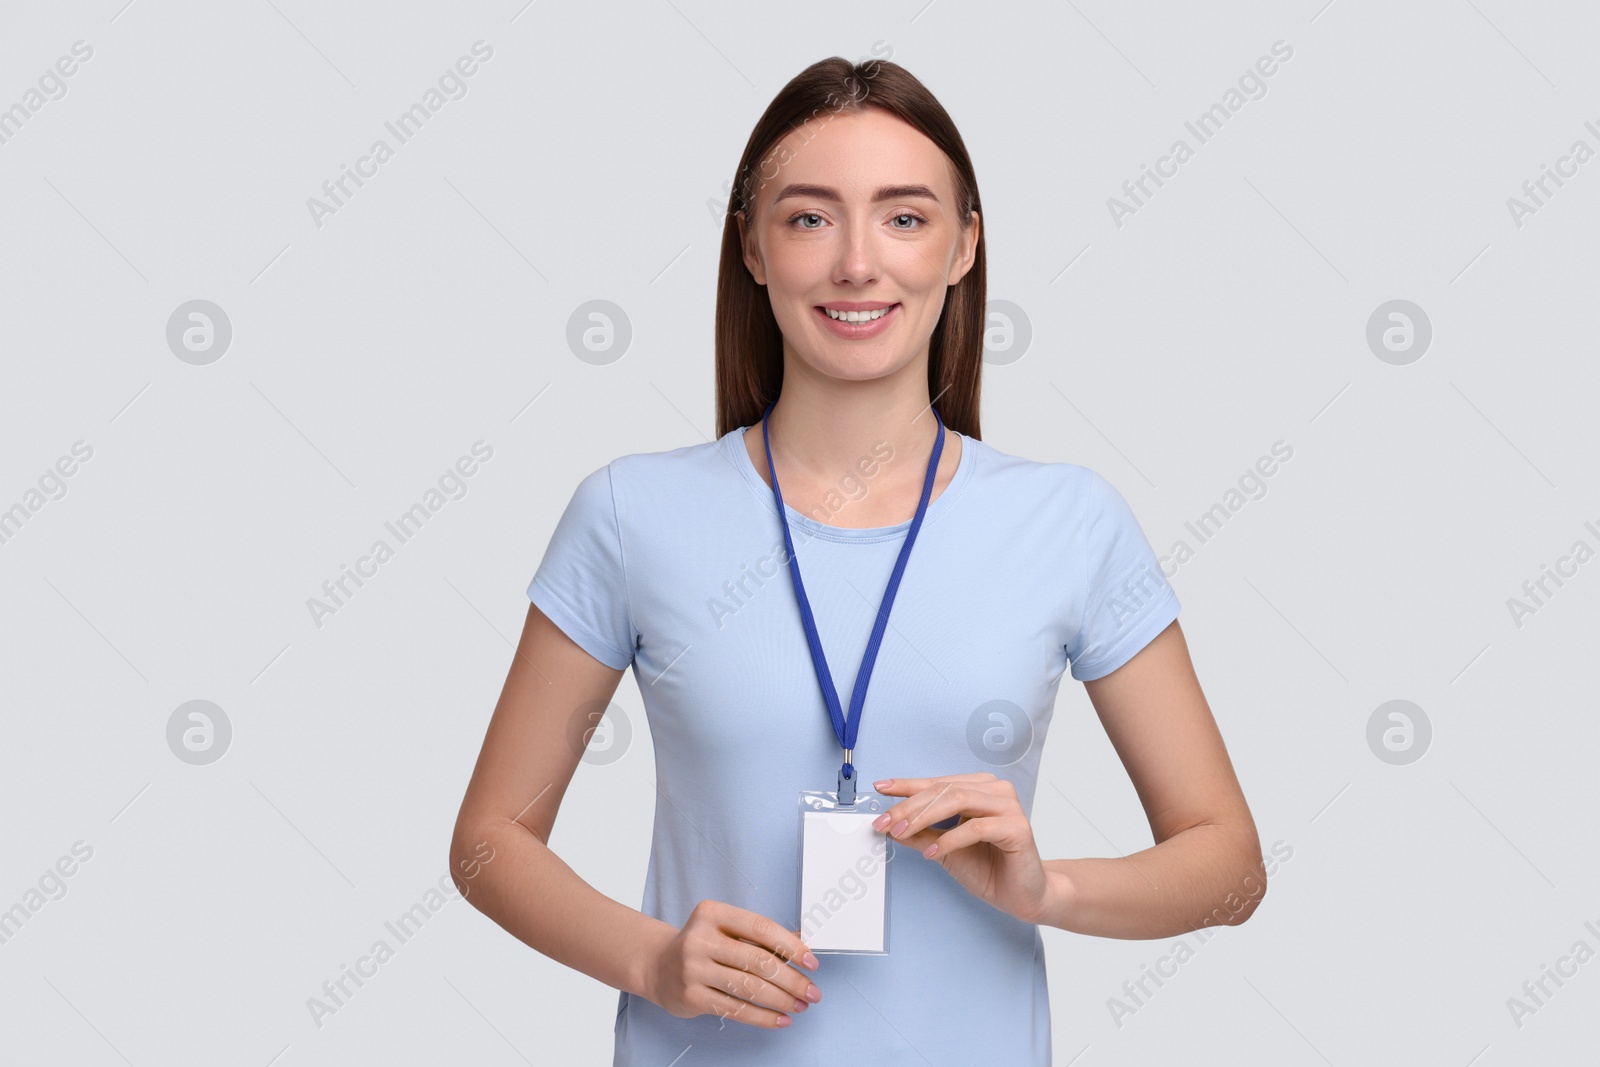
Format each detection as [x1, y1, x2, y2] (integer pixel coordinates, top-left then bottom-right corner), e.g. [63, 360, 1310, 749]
[526, 463, 637, 670]
[1065, 471, 1181, 681]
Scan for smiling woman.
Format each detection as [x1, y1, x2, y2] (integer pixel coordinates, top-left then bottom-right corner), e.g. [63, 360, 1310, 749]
[450, 55, 1263, 1067]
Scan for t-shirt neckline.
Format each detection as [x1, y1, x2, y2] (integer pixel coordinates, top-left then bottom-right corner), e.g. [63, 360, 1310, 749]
[726, 421, 978, 543]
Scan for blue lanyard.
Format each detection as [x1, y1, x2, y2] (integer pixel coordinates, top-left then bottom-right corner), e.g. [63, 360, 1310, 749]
[760, 400, 946, 805]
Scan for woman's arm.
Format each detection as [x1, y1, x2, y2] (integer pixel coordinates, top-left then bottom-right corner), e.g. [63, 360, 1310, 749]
[1031, 620, 1266, 939]
[448, 603, 676, 1002]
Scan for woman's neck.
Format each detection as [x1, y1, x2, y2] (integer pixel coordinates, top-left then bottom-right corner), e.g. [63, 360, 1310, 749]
[743, 370, 963, 529]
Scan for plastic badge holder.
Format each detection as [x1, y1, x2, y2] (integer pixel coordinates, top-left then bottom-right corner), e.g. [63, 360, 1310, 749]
[796, 789, 892, 955]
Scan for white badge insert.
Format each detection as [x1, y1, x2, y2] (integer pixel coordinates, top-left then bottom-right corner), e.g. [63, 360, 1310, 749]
[796, 790, 891, 955]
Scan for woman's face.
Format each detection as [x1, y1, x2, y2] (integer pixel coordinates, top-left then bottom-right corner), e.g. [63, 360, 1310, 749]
[737, 107, 979, 385]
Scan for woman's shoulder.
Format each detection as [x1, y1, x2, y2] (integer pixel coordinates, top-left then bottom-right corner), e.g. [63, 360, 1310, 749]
[561, 432, 742, 521]
[600, 432, 734, 482]
[967, 434, 1126, 507]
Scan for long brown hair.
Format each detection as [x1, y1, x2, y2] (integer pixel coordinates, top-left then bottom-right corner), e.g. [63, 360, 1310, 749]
[713, 56, 985, 440]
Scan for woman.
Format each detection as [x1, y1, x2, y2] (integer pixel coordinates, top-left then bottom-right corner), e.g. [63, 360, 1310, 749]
[450, 56, 1263, 1064]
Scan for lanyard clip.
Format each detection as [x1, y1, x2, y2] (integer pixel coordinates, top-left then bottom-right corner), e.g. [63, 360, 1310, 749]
[837, 750, 856, 808]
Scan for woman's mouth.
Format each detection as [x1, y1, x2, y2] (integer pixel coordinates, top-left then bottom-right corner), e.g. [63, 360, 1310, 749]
[815, 302, 900, 339]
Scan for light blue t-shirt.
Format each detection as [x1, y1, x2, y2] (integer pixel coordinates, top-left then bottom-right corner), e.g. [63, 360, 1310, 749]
[526, 423, 1181, 1066]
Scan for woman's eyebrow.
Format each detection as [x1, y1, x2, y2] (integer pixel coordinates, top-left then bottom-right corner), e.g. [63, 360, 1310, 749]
[773, 182, 941, 205]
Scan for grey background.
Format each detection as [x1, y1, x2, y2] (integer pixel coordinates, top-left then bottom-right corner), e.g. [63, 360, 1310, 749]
[2, 1, 1596, 1063]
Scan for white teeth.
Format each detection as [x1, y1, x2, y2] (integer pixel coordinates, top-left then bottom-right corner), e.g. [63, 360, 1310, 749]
[824, 305, 893, 322]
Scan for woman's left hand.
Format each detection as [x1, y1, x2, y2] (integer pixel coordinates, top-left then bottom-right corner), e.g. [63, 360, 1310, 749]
[871, 773, 1051, 924]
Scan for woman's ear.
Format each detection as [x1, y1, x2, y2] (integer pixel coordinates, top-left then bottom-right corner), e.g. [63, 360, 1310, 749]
[736, 209, 767, 286]
[948, 210, 980, 286]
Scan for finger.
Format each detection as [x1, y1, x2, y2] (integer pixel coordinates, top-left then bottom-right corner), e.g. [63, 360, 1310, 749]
[715, 908, 819, 974]
[713, 913, 820, 1007]
[714, 936, 819, 1006]
[874, 772, 998, 795]
[902, 816, 1004, 858]
[703, 981, 795, 1029]
[710, 956, 815, 1017]
[876, 783, 1010, 840]
[893, 825, 947, 855]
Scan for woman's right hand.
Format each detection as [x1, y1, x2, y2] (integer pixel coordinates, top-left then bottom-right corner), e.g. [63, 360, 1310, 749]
[643, 899, 822, 1028]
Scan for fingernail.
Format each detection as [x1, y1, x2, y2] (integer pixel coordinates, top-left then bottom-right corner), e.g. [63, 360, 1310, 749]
[890, 819, 909, 837]
[805, 983, 821, 1003]
[871, 814, 890, 830]
[793, 998, 809, 1012]
[802, 951, 819, 970]
[873, 779, 890, 789]
[777, 1015, 792, 1028]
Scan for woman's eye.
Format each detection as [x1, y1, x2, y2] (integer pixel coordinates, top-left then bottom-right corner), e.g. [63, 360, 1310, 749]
[787, 212, 927, 230]
[786, 211, 926, 231]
